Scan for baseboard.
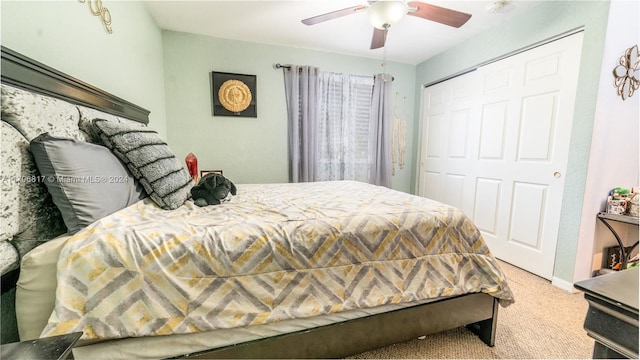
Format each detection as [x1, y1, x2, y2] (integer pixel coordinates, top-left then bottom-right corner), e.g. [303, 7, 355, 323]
[552, 276, 579, 293]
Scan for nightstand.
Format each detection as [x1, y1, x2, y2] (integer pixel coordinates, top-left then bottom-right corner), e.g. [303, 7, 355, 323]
[1, 332, 82, 360]
[574, 268, 638, 359]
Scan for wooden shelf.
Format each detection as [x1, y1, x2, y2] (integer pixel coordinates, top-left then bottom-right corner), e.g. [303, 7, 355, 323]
[597, 212, 639, 226]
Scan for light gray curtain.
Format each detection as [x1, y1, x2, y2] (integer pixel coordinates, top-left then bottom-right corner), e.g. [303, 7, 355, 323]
[284, 65, 319, 183]
[369, 74, 392, 187]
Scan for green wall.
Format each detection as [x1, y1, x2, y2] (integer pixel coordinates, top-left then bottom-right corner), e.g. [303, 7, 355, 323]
[412, 1, 611, 284]
[162, 31, 416, 193]
[1, 0, 167, 138]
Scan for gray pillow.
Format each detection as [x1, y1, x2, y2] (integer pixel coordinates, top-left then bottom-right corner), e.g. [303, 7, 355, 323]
[30, 133, 147, 234]
[92, 119, 194, 210]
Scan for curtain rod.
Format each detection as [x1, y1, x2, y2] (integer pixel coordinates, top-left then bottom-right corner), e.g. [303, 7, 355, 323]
[273, 63, 291, 69]
[274, 63, 394, 81]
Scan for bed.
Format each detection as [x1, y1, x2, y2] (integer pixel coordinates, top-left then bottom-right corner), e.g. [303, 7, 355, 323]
[0, 45, 514, 359]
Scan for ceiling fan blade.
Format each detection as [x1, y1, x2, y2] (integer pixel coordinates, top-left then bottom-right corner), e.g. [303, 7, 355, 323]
[407, 1, 472, 28]
[370, 27, 388, 50]
[301, 5, 367, 25]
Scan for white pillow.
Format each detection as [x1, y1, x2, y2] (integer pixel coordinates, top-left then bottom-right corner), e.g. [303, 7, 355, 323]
[16, 235, 70, 340]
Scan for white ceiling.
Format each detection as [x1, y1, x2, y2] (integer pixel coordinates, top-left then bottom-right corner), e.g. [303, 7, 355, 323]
[144, 0, 540, 65]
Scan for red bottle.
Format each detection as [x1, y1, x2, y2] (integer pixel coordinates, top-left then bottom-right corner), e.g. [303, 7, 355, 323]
[185, 153, 198, 182]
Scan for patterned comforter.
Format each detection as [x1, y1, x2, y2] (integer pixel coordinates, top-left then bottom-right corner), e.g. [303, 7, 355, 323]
[42, 181, 514, 340]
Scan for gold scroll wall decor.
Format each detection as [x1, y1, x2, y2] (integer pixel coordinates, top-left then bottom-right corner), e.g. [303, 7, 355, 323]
[79, 0, 112, 34]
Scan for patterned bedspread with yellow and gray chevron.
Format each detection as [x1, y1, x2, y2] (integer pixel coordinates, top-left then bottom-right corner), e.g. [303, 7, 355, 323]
[41, 181, 514, 340]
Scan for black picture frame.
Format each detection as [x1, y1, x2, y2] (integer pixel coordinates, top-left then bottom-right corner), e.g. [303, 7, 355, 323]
[200, 170, 223, 178]
[211, 71, 257, 117]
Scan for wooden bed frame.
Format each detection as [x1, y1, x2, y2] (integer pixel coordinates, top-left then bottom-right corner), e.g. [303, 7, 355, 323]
[1, 46, 499, 359]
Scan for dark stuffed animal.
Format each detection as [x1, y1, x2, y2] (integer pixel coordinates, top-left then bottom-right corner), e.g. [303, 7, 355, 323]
[191, 173, 237, 206]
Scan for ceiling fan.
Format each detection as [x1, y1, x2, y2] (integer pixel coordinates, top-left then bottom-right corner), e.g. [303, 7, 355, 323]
[301, 1, 472, 50]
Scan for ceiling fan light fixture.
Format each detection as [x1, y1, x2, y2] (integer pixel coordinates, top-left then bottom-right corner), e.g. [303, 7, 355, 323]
[368, 1, 408, 29]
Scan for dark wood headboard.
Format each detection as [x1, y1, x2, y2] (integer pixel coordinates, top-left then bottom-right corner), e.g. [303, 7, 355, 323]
[1, 46, 150, 124]
[0, 46, 151, 296]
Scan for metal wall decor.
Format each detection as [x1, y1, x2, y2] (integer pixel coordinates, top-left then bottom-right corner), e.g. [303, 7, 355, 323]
[613, 44, 639, 100]
[79, 0, 112, 34]
[211, 72, 257, 117]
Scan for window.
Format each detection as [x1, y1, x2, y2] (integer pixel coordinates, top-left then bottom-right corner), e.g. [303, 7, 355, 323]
[316, 72, 374, 182]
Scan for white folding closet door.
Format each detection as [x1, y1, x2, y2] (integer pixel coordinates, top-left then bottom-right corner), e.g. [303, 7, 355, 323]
[418, 32, 584, 279]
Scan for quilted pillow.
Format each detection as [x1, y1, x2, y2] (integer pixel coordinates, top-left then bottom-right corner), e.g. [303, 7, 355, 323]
[1, 84, 88, 141]
[92, 119, 194, 210]
[30, 133, 147, 234]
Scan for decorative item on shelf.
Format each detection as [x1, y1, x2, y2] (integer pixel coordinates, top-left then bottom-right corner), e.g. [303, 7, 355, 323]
[185, 153, 198, 182]
[613, 44, 639, 100]
[604, 245, 633, 270]
[629, 191, 640, 217]
[211, 72, 257, 117]
[607, 187, 632, 215]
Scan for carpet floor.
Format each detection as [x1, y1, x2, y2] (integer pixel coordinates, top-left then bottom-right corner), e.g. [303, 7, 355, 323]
[348, 261, 594, 359]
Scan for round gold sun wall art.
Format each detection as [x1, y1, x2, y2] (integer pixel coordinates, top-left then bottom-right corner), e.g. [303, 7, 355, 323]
[218, 80, 252, 112]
